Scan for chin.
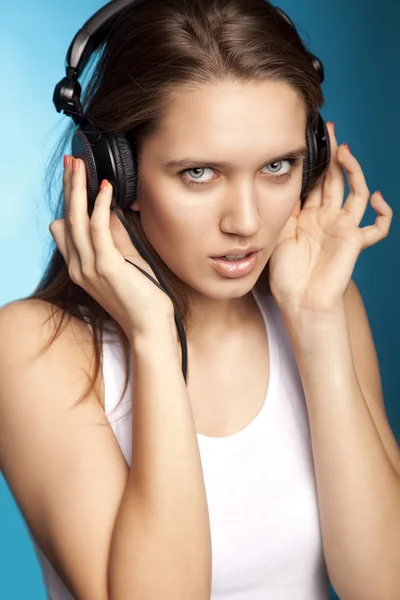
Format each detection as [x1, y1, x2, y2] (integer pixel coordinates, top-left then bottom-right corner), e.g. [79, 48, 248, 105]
[189, 273, 261, 301]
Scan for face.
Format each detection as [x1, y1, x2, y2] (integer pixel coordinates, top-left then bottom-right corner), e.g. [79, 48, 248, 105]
[130, 79, 307, 306]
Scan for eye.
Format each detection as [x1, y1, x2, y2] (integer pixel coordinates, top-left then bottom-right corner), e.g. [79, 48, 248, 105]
[179, 158, 301, 187]
[180, 167, 215, 186]
[264, 160, 291, 175]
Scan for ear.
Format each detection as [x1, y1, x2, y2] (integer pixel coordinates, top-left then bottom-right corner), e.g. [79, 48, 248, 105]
[129, 202, 140, 212]
[129, 177, 142, 212]
[129, 196, 140, 212]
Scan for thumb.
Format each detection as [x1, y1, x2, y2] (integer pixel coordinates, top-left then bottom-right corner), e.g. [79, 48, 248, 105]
[49, 219, 68, 261]
[293, 197, 302, 217]
[276, 199, 300, 245]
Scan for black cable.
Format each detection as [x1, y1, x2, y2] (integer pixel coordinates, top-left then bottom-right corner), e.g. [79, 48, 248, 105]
[112, 206, 188, 383]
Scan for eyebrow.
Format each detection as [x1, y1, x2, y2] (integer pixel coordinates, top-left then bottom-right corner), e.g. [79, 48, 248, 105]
[166, 145, 308, 170]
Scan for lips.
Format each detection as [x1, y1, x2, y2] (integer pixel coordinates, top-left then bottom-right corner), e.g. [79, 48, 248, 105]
[219, 253, 251, 259]
[212, 246, 260, 258]
[210, 251, 259, 277]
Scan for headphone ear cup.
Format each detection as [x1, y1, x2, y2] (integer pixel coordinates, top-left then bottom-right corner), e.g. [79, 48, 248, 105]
[72, 129, 100, 207]
[71, 124, 138, 211]
[106, 133, 138, 210]
[301, 114, 331, 202]
[301, 124, 316, 202]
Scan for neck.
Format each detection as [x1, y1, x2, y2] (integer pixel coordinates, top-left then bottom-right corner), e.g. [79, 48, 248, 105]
[185, 287, 258, 345]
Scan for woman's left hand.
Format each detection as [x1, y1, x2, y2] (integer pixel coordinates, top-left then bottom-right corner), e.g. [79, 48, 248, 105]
[268, 122, 393, 321]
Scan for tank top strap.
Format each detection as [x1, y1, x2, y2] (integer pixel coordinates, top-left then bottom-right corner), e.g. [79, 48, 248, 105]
[77, 306, 132, 422]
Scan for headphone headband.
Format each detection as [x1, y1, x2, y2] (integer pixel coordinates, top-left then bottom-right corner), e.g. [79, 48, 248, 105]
[274, 7, 324, 83]
[54, 0, 140, 124]
[67, 0, 137, 76]
[54, 1, 324, 123]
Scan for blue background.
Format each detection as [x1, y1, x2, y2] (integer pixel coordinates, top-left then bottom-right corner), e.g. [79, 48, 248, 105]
[0, 0, 398, 598]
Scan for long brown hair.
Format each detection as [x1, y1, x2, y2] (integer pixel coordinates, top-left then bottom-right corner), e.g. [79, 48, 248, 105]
[27, 0, 324, 407]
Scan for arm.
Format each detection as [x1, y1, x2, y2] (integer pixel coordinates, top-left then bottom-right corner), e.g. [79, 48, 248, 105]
[0, 300, 211, 600]
[281, 309, 400, 600]
[108, 325, 212, 599]
[0, 300, 130, 600]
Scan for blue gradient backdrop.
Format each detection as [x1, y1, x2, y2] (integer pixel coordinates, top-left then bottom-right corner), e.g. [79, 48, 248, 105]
[0, 1, 398, 599]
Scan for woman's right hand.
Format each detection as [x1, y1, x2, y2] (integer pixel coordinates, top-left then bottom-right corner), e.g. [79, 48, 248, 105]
[49, 156, 176, 341]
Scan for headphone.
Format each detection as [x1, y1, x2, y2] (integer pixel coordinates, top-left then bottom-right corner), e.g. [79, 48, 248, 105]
[53, 0, 331, 383]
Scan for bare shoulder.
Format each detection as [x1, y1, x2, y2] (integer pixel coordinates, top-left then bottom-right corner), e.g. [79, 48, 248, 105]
[0, 298, 104, 408]
[0, 298, 127, 600]
[0, 297, 93, 347]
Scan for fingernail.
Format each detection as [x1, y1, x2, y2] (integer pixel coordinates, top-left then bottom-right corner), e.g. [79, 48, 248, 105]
[63, 155, 70, 169]
[327, 121, 335, 134]
[72, 158, 79, 174]
[100, 179, 109, 191]
[342, 143, 351, 154]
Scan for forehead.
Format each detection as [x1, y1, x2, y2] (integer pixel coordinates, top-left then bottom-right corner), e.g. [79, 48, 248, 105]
[148, 80, 307, 158]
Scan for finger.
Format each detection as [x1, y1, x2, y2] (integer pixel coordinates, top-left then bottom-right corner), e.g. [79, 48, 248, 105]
[89, 180, 128, 273]
[275, 205, 298, 246]
[339, 144, 370, 223]
[61, 157, 72, 262]
[63, 155, 72, 213]
[302, 121, 338, 210]
[68, 158, 96, 271]
[321, 122, 346, 208]
[108, 208, 161, 282]
[62, 157, 82, 268]
[360, 192, 393, 249]
[301, 170, 323, 209]
[49, 219, 68, 261]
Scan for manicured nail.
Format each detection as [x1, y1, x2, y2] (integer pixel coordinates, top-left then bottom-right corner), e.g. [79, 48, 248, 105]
[342, 143, 351, 154]
[63, 155, 70, 169]
[72, 158, 79, 174]
[100, 179, 109, 191]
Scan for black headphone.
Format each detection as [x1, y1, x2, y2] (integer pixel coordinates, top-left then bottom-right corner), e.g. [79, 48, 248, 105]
[53, 0, 331, 383]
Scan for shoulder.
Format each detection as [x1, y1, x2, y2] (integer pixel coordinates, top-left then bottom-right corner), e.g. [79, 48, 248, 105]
[0, 298, 91, 356]
[0, 299, 104, 407]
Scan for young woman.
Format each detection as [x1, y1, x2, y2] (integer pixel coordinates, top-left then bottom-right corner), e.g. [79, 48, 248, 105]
[0, 1, 398, 599]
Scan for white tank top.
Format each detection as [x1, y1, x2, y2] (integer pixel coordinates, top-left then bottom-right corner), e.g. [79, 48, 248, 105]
[30, 285, 330, 599]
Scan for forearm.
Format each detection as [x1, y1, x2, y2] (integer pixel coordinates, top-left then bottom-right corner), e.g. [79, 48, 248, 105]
[108, 325, 212, 600]
[283, 311, 400, 600]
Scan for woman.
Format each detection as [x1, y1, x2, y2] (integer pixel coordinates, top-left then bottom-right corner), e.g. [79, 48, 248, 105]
[0, 0, 398, 599]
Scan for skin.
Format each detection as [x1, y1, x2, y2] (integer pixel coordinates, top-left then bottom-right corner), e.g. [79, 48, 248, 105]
[130, 79, 308, 340]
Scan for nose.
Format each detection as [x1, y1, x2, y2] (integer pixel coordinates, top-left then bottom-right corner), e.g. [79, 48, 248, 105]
[219, 185, 262, 238]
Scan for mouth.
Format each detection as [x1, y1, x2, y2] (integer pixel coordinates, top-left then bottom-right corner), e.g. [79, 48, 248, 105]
[214, 252, 254, 260]
[211, 247, 261, 260]
[210, 251, 260, 278]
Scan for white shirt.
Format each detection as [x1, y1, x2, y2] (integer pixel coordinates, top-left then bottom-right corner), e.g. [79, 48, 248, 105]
[31, 285, 329, 599]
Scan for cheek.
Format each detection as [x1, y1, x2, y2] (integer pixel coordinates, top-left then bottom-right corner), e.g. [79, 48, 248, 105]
[138, 190, 205, 268]
[260, 195, 299, 237]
